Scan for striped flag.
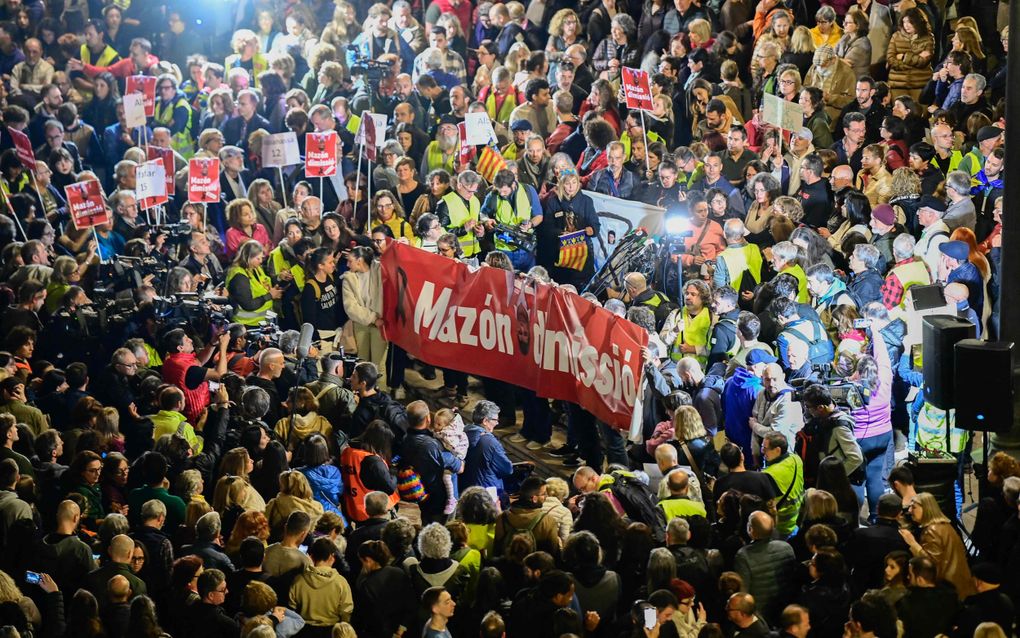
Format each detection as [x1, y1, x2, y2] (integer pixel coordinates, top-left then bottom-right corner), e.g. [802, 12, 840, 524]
[476, 145, 507, 183]
[555, 230, 589, 271]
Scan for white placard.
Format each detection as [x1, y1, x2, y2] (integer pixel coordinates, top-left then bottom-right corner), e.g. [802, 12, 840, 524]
[761, 93, 804, 132]
[123, 93, 146, 129]
[262, 132, 301, 167]
[464, 112, 497, 146]
[354, 113, 388, 148]
[136, 159, 167, 208]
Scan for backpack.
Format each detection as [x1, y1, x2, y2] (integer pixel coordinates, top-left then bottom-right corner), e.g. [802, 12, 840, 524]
[784, 322, 835, 366]
[605, 471, 665, 541]
[360, 393, 410, 443]
[795, 411, 862, 487]
[501, 510, 548, 554]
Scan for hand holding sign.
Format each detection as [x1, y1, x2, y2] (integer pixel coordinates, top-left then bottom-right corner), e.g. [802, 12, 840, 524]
[621, 68, 653, 111]
[65, 180, 109, 230]
[463, 112, 497, 146]
[123, 93, 146, 129]
[188, 158, 221, 203]
[136, 159, 168, 210]
[305, 131, 338, 177]
[126, 75, 157, 117]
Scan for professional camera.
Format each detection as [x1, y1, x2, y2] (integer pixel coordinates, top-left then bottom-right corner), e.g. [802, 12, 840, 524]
[583, 228, 657, 298]
[347, 45, 392, 83]
[150, 222, 194, 245]
[155, 292, 234, 333]
[791, 365, 867, 411]
[245, 317, 283, 354]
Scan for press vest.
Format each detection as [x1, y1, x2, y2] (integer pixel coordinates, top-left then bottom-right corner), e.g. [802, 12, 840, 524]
[339, 446, 399, 522]
[269, 247, 307, 291]
[718, 244, 763, 291]
[161, 352, 209, 424]
[226, 266, 274, 325]
[442, 191, 481, 257]
[763, 452, 804, 537]
[671, 307, 711, 365]
[493, 187, 532, 253]
[153, 95, 195, 158]
[658, 496, 707, 521]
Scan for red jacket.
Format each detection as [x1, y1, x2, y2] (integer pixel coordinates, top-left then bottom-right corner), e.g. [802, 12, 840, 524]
[83, 54, 160, 79]
[162, 352, 209, 424]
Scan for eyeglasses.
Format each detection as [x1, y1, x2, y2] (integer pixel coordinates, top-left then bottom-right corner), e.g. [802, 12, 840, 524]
[779, 79, 795, 85]
[84, 466, 101, 475]
[117, 361, 138, 368]
[378, 202, 394, 209]
[131, 555, 145, 563]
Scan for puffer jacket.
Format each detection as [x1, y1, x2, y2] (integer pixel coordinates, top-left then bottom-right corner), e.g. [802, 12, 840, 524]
[300, 464, 343, 516]
[733, 538, 797, 623]
[886, 31, 934, 91]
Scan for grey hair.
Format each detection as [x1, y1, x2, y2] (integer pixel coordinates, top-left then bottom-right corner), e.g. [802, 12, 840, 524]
[667, 516, 691, 544]
[175, 469, 203, 502]
[140, 498, 167, 521]
[416, 213, 440, 237]
[553, 89, 573, 114]
[815, 5, 837, 21]
[604, 298, 627, 317]
[278, 329, 300, 355]
[472, 400, 500, 424]
[1004, 476, 1020, 507]
[241, 386, 271, 419]
[965, 73, 987, 92]
[723, 218, 747, 242]
[99, 513, 130, 546]
[892, 233, 916, 260]
[611, 13, 636, 38]
[423, 48, 444, 70]
[456, 170, 482, 188]
[853, 243, 881, 269]
[646, 547, 677, 587]
[365, 491, 391, 517]
[196, 511, 222, 542]
[626, 306, 656, 333]
[946, 170, 972, 196]
[771, 240, 799, 265]
[111, 190, 137, 208]
[862, 301, 890, 321]
[417, 522, 453, 559]
[491, 65, 511, 84]
[114, 159, 138, 181]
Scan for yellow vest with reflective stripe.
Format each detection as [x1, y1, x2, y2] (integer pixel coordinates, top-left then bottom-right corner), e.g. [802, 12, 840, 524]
[442, 191, 481, 257]
[425, 141, 457, 174]
[485, 90, 518, 124]
[658, 496, 707, 521]
[671, 306, 711, 366]
[269, 247, 307, 291]
[154, 95, 195, 158]
[782, 264, 810, 303]
[890, 259, 931, 308]
[718, 243, 763, 290]
[80, 43, 118, 68]
[226, 266, 274, 325]
[493, 187, 531, 252]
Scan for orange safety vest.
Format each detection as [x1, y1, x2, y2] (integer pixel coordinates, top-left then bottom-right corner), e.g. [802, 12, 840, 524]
[339, 446, 399, 523]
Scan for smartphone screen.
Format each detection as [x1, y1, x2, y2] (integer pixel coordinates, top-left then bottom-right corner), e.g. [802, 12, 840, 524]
[25, 572, 40, 585]
[643, 608, 656, 630]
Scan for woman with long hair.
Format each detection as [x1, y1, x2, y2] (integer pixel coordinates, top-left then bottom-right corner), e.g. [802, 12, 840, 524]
[224, 199, 272, 260]
[100, 451, 130, 516]
[126, 594, 171, 638]
[454, 486, 499, 557]
[745, 173, 782, 244]
[900, 492, 975, 598]
[799, 548, 851, 638]
[226, 241, 284, 327]
[339, 420, 398, 523]
[886, 8, 934, 102]
[80, 71, 120, 133]
[62, 449, 104, 527]
[828, 190, 872, 252]
[265, 469, 324, 538]
[573, 492, 627, 569]
[538, 168, 600, 288]
[782, 26, 816, 78]
[835, 7, 871, 79]
[579, 81, 622, 136]
[213, 447, 267, 512]
[342, 245, 387, 383]
[245, 179, 282, 243]
[353, 540, 416, 638]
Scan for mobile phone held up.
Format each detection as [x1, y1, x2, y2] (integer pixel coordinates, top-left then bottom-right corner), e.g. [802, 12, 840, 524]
[25, 572, 40, 585]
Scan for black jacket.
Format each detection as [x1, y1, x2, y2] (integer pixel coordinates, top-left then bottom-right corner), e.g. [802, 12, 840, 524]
[846, 518, 909, 596]
[954, 589, 1014, 638]
[398, 429, 461, 517]
[351, 391, 408, 443]
[345, 516, 389, 580]
[896, 584, 960, 638]
[130, 525, 174, 604]
[186, 602, 240, 638]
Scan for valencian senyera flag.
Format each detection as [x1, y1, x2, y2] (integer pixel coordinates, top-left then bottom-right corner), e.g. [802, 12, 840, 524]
[556, 230, 589, 271]
[476, 145, 507, 182]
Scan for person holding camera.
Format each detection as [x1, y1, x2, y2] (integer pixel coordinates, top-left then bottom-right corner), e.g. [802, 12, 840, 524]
[799, 384, 864, 490]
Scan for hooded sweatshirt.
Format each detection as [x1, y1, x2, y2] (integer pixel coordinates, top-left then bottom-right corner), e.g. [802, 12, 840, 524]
[274, 412, 332, 446]
[288, 565, 353, 626]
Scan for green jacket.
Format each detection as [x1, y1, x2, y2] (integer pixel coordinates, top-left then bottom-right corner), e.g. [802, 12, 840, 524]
[763, 453, 804, 537]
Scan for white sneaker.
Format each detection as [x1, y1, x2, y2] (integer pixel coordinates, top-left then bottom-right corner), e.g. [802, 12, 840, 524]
[525, 440, 545, 450]
[507, 434, 528, 444]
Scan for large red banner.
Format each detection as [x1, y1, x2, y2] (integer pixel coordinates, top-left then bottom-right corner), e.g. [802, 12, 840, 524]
[621, 67, 653, 111]
[65, 180, 109, 229]
[126, 75, 157, 117]
[380, 243, 647, 429]
[8, 127, 34, 170]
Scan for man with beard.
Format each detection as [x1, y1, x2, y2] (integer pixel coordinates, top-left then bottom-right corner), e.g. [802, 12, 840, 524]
[414, 75, 451, 133]
[831, 112, 866, 175]
[502, 119, 532, 161]
[394, 74, 428, 131]
[836, 76, 889, 144]
[693, 153, 745, 216]
[588, 141, 638, 199]
[481, 168, 541, 271]
[518, 134, 548, 190]
[510, 79, 555, 138]
[971, 146, 1003, 235]
[553, 62, 586, 117]
[418, 115, 460, 176]
[663, 280, 713, 367]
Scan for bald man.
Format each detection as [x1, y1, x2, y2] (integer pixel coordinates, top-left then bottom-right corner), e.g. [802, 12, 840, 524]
[733, 511, 796, 624]
[726, 593, 770, 637]
[943, 282, 981, 336]
[85, 534, 147, 607]
[830, 165, 855, 197]
[37, 500, 96, 599]
[623, 272, 673, 329]
[245, 348, 286, 425]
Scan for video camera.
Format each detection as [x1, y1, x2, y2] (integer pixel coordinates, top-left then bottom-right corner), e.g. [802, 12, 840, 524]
[245, 317, 283, 354]
[150, 221, 194, 245]
[583, 228, 657, 298]
[155, 292, 234, 332]
[492, 223, 536, 253]
[791, 363, 867, 411]
[347, 45, 392, 84]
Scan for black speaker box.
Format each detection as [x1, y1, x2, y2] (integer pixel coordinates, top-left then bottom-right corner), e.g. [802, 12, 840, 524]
[954, 339, 1014, 432]
[907, 455, 958, 521]
[922, 316, 976, 409]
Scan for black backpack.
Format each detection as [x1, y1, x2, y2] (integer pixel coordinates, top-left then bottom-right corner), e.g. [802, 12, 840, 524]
[796, 411, 861, 487]
[606, 471, 665, 542]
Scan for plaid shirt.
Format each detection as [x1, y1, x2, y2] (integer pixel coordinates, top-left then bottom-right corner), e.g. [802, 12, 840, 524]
[880, 257, 925, 308]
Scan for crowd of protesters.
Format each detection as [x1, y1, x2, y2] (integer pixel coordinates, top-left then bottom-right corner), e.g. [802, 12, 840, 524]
[0, 0, 1010, 637]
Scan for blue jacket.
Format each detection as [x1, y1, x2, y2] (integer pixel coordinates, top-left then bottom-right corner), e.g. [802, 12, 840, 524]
[722, 367, 762, 462]
[459, 424, 514, 495]
[398, 428, 461, 516]
[947, 261, 985, 318]
[301, 464, 344, 516]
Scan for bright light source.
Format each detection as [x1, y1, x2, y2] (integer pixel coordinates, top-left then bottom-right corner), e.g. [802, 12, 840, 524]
[664, 215, 689, 236]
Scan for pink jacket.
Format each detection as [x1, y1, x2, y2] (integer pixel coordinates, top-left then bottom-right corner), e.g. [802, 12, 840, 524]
[225, 224, 272, 260]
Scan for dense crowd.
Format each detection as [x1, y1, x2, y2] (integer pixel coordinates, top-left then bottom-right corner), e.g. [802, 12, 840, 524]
[0, 0, 1009, 638]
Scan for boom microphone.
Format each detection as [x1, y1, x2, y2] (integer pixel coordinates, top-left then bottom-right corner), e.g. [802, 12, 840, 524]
[297, 322, 315, 358]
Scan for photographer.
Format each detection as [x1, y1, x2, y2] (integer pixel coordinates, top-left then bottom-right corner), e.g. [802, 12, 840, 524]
[160, 328, 230, 425]
[847, 312, 895, 522]
[799, 384, 864, 490]
[212, 323, 257, 377]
